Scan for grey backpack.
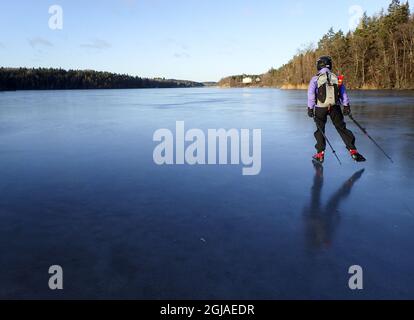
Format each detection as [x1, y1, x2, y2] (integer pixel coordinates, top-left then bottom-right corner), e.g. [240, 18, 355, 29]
[316, 72, 339, 108]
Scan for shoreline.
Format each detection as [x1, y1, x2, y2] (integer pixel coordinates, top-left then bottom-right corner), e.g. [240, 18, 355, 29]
[217, 84, 414, 91]
[2, 86, 414, 92]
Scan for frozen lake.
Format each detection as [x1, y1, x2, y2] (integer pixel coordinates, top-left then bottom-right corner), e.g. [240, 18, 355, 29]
[0, 88, 413, 299]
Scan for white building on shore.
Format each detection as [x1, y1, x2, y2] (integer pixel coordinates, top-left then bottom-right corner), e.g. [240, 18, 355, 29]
[242, 77, 253, 84]
[242, 76, 261, 85]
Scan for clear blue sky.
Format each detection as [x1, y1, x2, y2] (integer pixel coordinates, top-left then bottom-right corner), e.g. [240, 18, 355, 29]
[0, 0, 412, 82]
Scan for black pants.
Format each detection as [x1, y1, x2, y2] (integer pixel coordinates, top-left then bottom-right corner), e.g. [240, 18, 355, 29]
[314, 105, 356, 152]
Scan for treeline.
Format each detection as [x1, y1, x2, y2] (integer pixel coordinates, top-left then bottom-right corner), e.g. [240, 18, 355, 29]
[218, 74, 261, 88]
[220, 0, 414, 90]
[0, 68, 204, 91]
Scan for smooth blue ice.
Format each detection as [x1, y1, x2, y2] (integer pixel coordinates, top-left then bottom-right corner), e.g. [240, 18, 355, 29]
[0, 88, 413, 299]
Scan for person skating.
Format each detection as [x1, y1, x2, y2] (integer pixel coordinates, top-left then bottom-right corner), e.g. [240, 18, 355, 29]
[307, 56, 366, 164]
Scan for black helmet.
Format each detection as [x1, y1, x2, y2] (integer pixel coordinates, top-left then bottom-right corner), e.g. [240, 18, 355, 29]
[317, 56, 333, 71]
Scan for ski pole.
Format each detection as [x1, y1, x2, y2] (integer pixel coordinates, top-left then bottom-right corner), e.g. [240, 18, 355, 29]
[313, 117, 342, 165]
[349, 114, 394, 163]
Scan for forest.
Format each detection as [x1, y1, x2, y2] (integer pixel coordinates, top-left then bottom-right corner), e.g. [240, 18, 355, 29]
[219, 0, 414, 90]
[0, 67, 203, 91]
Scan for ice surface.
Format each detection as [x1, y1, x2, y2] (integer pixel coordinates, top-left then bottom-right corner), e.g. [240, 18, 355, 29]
[0, 88, 413, 299]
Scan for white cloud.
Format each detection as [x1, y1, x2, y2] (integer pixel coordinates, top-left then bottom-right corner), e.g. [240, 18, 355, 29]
[28, 37, 53, 48]
[173, 52, 190, 59]
[80, 39, 112, 50]
[165, 38, 189, 51]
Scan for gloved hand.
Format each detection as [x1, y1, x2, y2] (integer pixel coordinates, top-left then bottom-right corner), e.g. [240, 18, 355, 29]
[308, 108, 315, 118]
[343, 105, 351, 116]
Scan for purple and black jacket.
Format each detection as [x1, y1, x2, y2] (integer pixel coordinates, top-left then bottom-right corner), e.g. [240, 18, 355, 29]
[307, 67, 350, 110]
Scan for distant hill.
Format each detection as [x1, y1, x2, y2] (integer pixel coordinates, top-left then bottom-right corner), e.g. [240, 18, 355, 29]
[0, 67, 204, 91]
[202, 81, 218, 87]
[219, 0, 414, 90]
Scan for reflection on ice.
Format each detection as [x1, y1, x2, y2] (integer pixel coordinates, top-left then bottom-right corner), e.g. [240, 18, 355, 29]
[304, 163, 365, 250]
